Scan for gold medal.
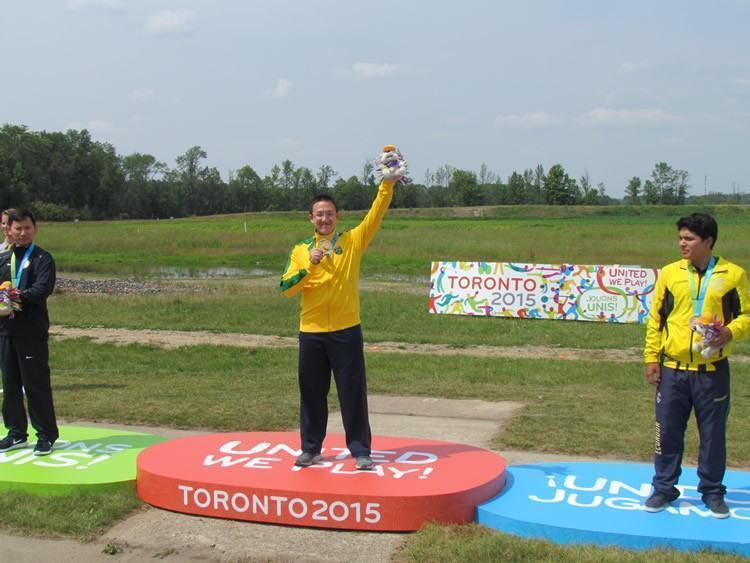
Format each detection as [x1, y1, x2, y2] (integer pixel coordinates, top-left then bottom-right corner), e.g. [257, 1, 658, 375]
[317, 239, 332, 254]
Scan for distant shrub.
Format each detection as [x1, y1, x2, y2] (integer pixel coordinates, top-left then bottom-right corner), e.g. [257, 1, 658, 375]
[31, 200, 79, 222]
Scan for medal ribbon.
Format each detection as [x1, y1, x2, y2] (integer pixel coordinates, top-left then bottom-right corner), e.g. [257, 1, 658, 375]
[688, 256, 716, 317]
[10, 243, 35, 289]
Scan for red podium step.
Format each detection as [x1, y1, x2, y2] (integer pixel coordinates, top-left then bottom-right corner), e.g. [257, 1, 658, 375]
[137, 431, 506, 531]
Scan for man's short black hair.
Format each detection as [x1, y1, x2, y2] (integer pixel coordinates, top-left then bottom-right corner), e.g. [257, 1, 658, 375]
[677, 213, 718, 248]
[309, 195, 338, 214]
[7, 208, 36, 227]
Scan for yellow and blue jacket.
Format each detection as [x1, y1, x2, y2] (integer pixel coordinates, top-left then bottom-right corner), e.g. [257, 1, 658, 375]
[280, 180, 395, 332]
[644, 257, 750, 371]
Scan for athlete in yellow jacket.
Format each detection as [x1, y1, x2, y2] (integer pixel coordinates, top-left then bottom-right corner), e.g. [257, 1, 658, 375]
[643, 213, 750, 518]
[644, 256, 750, 371]
[280, 145, 406, 471]
[281, 178, 396, 332]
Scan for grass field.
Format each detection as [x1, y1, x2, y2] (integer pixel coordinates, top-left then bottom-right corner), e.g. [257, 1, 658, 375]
[37, 205, 750, 277]
[4, 205, 750, 559]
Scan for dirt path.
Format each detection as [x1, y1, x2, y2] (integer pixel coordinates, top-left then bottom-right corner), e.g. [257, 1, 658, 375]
[51, 325, 649, 362]
[51, 325, 750, 364]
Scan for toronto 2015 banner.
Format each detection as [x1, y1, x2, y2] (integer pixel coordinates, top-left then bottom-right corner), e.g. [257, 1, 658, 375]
[429, 261, 659, 324]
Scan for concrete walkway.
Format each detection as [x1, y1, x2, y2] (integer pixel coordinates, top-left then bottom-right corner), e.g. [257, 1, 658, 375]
[0, 395, 602, 562]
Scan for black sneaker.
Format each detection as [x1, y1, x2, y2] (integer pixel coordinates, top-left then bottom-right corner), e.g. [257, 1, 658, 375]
[644, 492, 672, 513]
[0, 435, 28, 452]
[356, 455, 374, 470]
[295, 452, 321, 467]
[33, 438, 53, 457]
[705, 496, 730, 519]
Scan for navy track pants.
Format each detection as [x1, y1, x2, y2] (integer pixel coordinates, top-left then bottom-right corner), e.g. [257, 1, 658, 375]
[298, 325, 371, 457]
[652, 359, 730, 501]
[0, 335, 58, 443]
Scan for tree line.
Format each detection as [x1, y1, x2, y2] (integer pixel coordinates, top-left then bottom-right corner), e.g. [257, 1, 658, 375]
[0, 124, 745, 221]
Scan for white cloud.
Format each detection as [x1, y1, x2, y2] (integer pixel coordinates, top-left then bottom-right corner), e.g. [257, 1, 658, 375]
[270, 79, 291, 98]
[585, 107, 683, 124]
[352, 62, 401, 78]
[735, 77, 750, 87]
[129, 87, 155, 102]
[621, 61, 649, 74]
[66, 0, 122, 9]
[495, 112, 560, 128]
[145, 10, 196, 34]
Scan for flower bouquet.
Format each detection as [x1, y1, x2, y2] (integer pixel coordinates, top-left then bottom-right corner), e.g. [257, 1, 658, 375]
[0, 281, 21, 318]
[375, 144, 411, 184]
[689, 313, 723, 359]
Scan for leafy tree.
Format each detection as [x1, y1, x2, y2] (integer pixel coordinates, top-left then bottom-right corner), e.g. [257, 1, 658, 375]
[478, 163, 497, 186]
[625, 177, 641, 205]
[317, 165, 337, 191]
[360, 161, 374, 187]
[543, 164, 579, 205]
[228, 165, 263, 212]
[580, 171, 600, 205]
[450, 170, 482, 206]
[530, 164, 545, 204]
[433, 164, 455, 188]
[506, 172, 526, 204]
[649, 162, 689, 204]
[333, 175, 371, 210]
[643, 179, 660, 204]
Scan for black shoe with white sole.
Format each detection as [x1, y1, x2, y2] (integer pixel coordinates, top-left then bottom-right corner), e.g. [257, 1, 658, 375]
[33, 438, 54, 456]
[0, 435, 28, 452]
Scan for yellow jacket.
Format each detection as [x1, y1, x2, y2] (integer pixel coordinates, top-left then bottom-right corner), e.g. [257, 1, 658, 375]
[280, 180, 395, 332]
[644, 257, 750, 370]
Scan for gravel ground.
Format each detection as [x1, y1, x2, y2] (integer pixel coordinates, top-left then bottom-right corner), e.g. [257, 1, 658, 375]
[55, 277, 166, 294]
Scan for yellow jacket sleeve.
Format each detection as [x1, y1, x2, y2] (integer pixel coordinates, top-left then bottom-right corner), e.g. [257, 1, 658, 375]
[280, 246, 311, 297]
[644, 268, 666, 364]
[727, 268, 750, 342]
[349, 179, 396, 251]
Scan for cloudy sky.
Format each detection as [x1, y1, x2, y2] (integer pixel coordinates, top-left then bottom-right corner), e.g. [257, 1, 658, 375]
[2, 1, 748, 196]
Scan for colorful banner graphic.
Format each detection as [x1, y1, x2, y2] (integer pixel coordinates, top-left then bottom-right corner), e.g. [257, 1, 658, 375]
[429, 261, 658, 324]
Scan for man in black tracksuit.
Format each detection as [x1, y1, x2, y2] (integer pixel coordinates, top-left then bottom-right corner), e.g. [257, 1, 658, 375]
[0, 208, 58, 456]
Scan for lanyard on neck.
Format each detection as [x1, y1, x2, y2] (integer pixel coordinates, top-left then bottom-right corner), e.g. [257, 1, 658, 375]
[10, 243, 35, 289]
[688, 256, 716, 317]
[316, 231, 339, 252]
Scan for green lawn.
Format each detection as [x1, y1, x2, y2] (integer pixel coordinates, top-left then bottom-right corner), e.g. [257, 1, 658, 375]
[49, 283, 649, 350]
[396, 523, 749, 562]
[7, 334, 749, 554]
[5, 206, 750, 559]
[36, 205, 750, 277]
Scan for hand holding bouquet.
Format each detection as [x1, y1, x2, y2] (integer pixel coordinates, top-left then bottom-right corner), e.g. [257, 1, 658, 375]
[375, 144, 410, 184]
[690, 313, 723, 359]
[0, 281, 21, 318]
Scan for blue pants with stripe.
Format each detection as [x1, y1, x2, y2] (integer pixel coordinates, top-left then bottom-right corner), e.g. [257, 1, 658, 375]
[298, 325, 371, 457]
[652, 359, 730, 501]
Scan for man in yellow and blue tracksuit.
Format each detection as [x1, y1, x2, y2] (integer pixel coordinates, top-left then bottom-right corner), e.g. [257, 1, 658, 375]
[280, 157, 402, 471]
[644, 213, 750, 518]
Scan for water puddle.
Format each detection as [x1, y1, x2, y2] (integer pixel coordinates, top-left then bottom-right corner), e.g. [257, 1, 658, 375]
[150, 267, 274, 279]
